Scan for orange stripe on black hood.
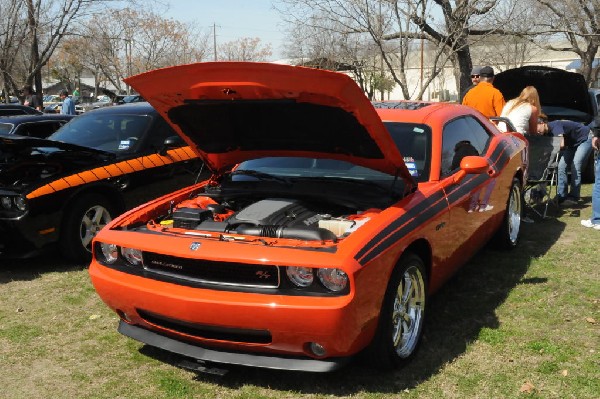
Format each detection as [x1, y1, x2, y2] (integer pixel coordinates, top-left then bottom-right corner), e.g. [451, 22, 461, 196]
[26, 147, 197, 199]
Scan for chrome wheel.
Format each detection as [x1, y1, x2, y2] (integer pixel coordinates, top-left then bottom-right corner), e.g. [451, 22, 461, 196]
[366, 253, 428, 369]
[507, 182, 522, 246]
[79, 204, 112, 252]
[392, 264, 426, 358]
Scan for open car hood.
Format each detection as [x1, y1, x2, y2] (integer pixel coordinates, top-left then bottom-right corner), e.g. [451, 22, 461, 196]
[494, 66, 593, 123]
[124, 62, 414, 183]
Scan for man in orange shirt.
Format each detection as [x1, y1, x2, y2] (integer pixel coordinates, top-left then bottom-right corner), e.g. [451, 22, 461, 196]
[462, 66, 505, 118]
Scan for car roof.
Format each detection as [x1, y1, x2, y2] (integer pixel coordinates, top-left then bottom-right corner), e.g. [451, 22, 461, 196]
[0, 114, 75, 123]
[0, 104, 43, 115]
[83, 101, 156, 115]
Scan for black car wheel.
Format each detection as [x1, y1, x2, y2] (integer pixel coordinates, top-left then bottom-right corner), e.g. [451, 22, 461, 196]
[366, 252, 427, 369]
[60, 194, 114, 262]
[494, 178, 522, 249]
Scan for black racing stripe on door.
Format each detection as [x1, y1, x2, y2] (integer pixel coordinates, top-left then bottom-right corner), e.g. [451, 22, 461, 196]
[353, 191, 446, 263]
[489, 140, 511, 170]
[355, 173, 487, 266]
[445, 173, 489, 205]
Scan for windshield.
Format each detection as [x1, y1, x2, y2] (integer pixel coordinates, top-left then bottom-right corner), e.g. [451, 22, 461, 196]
[236, 157, 396, 183]
[231, 157, 406, 207]
[383, 122, 431, 182]
[48, 113, 151, 153]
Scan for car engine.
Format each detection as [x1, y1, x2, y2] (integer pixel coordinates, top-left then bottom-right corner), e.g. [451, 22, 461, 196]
[164, 195, 375, 242]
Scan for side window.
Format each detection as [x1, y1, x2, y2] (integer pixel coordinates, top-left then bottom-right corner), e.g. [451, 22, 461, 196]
[146, 115, 179, 150]
[18, 122, 62, 138]
[441, 117, 491, 177]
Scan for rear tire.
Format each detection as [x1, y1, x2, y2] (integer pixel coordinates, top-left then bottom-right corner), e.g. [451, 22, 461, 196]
[494, 178, 522, 249]
[59, 194, 114, 262]
[365, 253, 427, 370]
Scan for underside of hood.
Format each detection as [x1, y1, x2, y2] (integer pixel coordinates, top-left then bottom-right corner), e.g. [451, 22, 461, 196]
[494, 66, 593, 122]
[124, 62, 414, 184]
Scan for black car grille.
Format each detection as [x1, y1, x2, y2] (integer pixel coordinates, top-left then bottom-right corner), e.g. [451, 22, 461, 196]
[137, 309, 272, 344]
[142, 251, 280, 288]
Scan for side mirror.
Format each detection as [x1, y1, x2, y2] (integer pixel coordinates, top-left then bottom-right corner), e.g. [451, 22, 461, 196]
[453, 156, 491, 184]
[159, 135, 184, 156]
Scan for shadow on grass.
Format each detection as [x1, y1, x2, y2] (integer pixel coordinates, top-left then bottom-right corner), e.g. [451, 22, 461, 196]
[139, 216, 566, 395]
[0, 247, 86, 284]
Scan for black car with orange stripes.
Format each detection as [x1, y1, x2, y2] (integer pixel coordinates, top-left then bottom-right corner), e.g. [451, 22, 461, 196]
[0, 102, 201, 261]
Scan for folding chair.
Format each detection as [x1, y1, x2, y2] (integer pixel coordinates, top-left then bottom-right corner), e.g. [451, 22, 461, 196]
[489, 116, 517, 133]
[523, 135, 562, 218]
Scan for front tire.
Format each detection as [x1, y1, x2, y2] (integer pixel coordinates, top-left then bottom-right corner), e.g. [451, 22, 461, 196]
[59, 194, 114, 262]
[495, 178, 522, 249]
[366, 253, 427, 369]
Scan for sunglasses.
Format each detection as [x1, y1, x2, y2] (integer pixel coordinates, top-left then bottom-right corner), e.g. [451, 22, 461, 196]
[471, 75, 480, 78]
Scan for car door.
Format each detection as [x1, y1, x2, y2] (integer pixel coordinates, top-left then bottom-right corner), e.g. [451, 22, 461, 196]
[115, 115, 200, 207]
[438, 116, 498, 275]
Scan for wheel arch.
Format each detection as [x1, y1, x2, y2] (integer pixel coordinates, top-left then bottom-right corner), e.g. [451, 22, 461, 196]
[399, 239, 432, 283]
[59, 183, 126, 229]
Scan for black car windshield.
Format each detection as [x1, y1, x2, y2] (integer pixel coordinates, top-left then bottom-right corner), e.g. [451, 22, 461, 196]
[48, 113, 151, 153]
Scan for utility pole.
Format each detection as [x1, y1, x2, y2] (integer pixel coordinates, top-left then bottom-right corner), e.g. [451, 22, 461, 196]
[213, 23, 217, 61]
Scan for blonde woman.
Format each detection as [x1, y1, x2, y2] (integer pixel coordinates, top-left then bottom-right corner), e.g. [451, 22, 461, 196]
[500, 86, 541, 135]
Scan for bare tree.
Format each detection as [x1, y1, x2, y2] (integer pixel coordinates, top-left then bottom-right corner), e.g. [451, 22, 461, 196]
[218, 37, 272, 61]
[278, 0, 518, 99]
[0, 0, 27, 101]
[55, 7, 211, 96]
[534, 0, 600, 86]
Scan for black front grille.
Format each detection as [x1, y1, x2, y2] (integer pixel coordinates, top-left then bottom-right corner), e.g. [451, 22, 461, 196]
[142, 252, 280, 288]
[138, 309, 272, 344]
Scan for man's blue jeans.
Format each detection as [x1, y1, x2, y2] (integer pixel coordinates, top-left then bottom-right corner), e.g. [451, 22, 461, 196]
[558, 136, 593, 200]
[592, 150, 600, 224]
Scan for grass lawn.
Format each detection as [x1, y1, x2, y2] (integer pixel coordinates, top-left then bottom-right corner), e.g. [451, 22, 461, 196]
[0, 184, 598, 399]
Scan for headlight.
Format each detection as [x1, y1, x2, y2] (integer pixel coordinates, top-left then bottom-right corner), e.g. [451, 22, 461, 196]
[0, 195, 27, 212]
[99, 243, 119, 264]
[121, 247, 143, 266]
[286, 266, 314, 287]
[0, 197, 11, 209]
[317, 268, 348, 292]
[14, 196, 27, 211]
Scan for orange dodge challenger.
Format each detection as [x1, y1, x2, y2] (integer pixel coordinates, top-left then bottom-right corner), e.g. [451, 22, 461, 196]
[89, 62, 528, 372]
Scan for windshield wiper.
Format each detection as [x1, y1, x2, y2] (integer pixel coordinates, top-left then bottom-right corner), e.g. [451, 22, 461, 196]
[228, 169, 291, 185]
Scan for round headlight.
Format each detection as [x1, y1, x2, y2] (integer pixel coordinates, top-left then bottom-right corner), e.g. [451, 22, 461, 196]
[100, 243, 119, 264]
[1, 197, 11, 209]
[286, 266, 314, 287]
[14, 196, 27, 211]
[317, 268, 348, 292]
[121, 247, 143, 266]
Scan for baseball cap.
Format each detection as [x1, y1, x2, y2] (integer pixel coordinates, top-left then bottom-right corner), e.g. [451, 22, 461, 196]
[479, 66, 495, 77]
[470, 66, 482, 76]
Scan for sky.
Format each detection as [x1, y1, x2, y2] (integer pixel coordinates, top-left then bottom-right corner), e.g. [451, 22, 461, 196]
[159, 0, 287, 60]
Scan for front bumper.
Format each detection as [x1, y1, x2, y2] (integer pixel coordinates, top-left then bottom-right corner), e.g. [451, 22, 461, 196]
[119, 321, 350, 372]
[90, 260, 380, 371]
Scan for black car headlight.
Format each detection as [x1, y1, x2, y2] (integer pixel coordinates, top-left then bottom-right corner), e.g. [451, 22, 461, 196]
[0, 195, 28, 214]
